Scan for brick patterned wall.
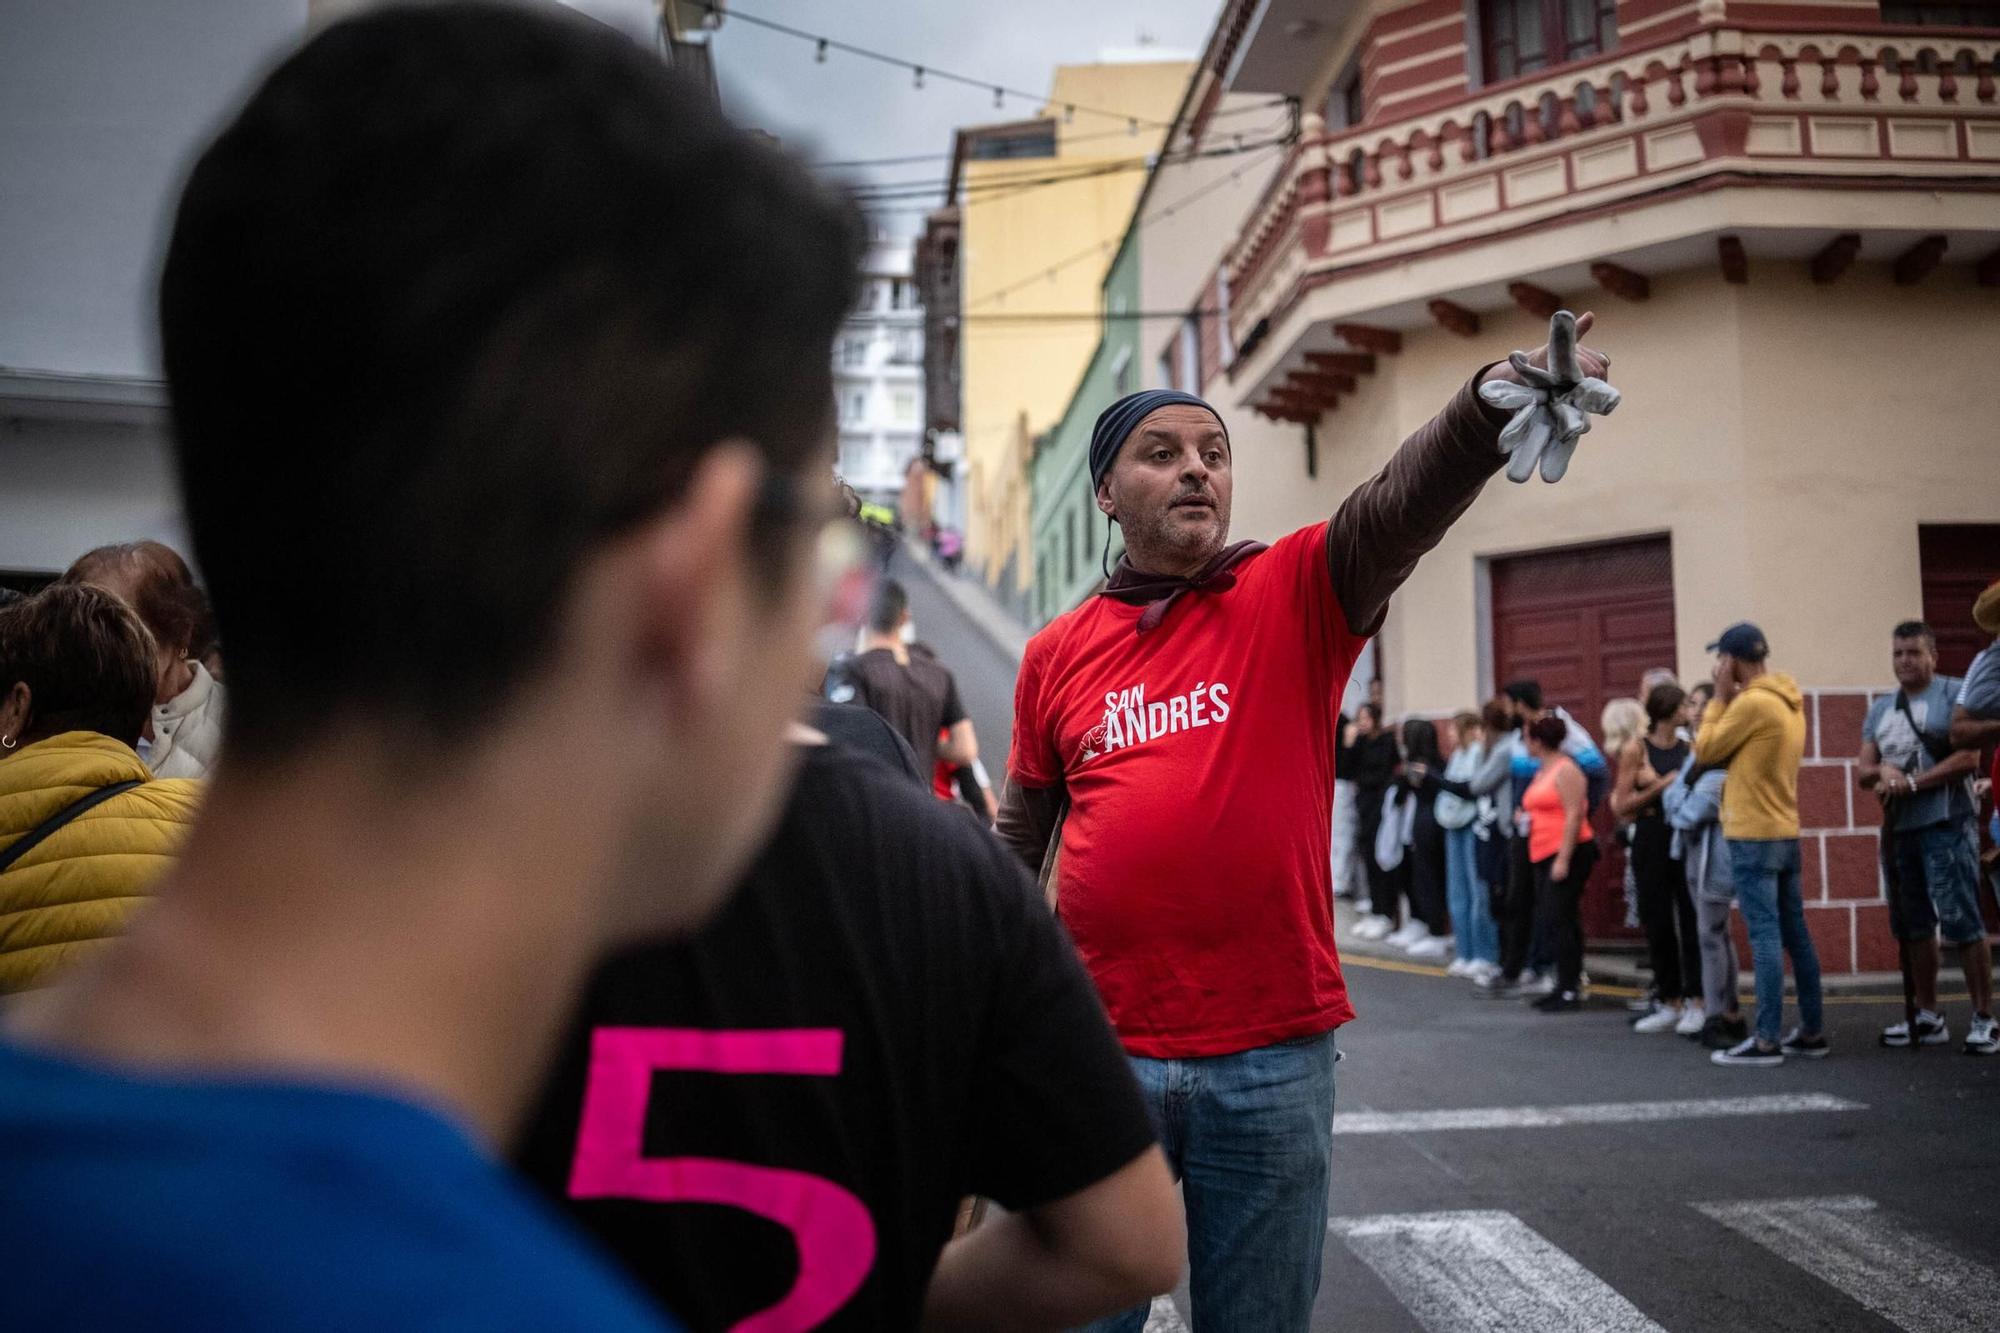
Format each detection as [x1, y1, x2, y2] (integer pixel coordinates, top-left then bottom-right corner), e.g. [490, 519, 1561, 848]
[1721, 688, 1899, 976]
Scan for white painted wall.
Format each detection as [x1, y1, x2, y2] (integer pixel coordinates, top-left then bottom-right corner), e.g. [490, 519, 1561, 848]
[2, 0, 306, 378]
[0, 0, 306, 575]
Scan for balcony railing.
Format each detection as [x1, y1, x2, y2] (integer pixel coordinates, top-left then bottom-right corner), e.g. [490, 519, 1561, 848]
[1221, 20, 2000, 367]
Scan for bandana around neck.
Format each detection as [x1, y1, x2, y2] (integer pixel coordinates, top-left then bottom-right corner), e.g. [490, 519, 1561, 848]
[1099, 540, 1269, 634]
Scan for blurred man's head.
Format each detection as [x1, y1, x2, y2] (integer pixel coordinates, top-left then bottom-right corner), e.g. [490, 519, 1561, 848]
[1502, 679, 1544, 721]
[159, 2, 864, 937]
[867, 578, 911, 639]
[1890, 621, 1937, 692]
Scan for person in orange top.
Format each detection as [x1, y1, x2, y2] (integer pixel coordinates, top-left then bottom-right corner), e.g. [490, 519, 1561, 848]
[1520, 713, 1598, 1012]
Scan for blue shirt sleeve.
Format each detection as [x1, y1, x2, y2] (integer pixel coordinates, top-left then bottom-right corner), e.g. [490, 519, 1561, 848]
[1961, 644, 2000, 718]
[1862, 694, 1887, 746]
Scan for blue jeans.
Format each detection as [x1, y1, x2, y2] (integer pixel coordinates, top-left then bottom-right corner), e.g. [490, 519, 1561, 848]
[1083, 1032, 1337, 1333]
[1445, 825, 1499, 965]
[1729, 837, 1823, 1046]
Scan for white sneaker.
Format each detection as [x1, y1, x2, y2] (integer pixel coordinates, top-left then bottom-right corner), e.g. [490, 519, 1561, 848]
[1881, 1010, 1948, 1048]
[1406, 936, 1452, 961]
[1385, 921, 1427, 949]
[1522, 971, 1556, 998]
[1633, 1005, 1684, 1034]
[1445, 958, 1472, 978]
[1675, 1004, 1707, 1037]
[1353, 915, 1394, 941]
[1964, 1014, 1999, 1056]
[1468, 961, 1502, 986]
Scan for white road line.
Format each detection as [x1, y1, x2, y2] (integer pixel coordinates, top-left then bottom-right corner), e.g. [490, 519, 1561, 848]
[1141, 1295, 1190, 1333]
[1694, 1195, 2000, 1333]
[1333, 1092, 1864, 1135]
[1331, 1210, 1664, 1333]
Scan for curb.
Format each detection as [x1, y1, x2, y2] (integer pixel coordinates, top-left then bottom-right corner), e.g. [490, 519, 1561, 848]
[1334, 900, 1915, 998]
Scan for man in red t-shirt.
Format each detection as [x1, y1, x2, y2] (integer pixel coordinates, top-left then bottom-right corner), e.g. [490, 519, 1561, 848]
[999, 317, 1613, 1331]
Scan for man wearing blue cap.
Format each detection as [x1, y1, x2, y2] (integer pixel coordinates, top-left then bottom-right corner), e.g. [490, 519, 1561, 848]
[1691, 622, 1828, 1067]
[998, 315, 1611, 1331]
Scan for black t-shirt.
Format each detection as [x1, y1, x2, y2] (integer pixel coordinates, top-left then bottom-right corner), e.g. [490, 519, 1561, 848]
[827, 648, 966, 776]
[514, 744, 1154, 1333]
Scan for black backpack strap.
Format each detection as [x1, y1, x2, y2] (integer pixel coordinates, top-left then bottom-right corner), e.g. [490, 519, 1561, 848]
[1892, 692, 1952, 766]
[0, 779, 144, 876]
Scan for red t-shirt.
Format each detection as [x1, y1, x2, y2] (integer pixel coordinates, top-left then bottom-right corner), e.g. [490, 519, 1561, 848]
[1008, 522, 1365, 1058]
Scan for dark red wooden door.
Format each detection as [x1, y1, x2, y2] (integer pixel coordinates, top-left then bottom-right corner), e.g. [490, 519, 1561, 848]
[1919, 525, 2000, 677]
[1491, 535, 1676, 943]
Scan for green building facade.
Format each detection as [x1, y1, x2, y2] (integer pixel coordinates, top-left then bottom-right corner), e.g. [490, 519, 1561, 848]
[1029, 232, 1141, 626]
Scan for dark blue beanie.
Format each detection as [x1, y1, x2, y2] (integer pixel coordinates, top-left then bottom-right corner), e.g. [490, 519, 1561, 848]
[1088, 390, 1227, 491]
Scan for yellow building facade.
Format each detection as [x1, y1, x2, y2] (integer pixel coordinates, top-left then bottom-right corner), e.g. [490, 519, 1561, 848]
[954, 60, 1191, 610]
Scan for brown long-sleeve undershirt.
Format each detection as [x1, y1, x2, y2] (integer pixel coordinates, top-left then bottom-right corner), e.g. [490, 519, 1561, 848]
[996, 371, 1512, 879]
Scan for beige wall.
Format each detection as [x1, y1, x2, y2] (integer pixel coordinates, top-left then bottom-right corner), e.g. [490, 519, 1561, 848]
[1221, 263, 2000, 717]
[958, 61, 1190, 597]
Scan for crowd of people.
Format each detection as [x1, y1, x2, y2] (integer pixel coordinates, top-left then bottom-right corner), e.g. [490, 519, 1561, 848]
[0, 6, 1993, 1332]
[1331, 608, 2000, 1063]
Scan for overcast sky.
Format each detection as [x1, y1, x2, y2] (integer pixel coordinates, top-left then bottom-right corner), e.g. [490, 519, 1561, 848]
[708, 0, 1224, 239]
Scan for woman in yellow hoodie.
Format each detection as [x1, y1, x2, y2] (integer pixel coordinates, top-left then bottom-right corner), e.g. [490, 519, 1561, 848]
[0, 583, 201, 993]
[1691, 622, 1825, 1066]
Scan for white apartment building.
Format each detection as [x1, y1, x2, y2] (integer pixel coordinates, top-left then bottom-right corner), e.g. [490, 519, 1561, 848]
[834, 241, 924, 508]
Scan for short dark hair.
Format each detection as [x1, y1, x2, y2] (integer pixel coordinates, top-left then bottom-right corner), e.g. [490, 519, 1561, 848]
[0, 583, 158, 747]
[1481, 698, 1516, 733]
[1892, 620, 1935, 649]
[61, 541, 205, 660]
[1644, 683, 1686, 725]
[868, 578, 909, 636]
[1527, 714, 1567, 751]
[159, 3, 863, 759]
[1503, 679, 1544, 711]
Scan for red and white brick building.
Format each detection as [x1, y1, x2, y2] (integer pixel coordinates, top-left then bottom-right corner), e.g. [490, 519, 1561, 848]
[1173, 0, 2000, 966]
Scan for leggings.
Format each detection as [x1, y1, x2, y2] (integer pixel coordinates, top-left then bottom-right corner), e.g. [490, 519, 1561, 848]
[1697, 893, 1741, 1015]
[1632, 819, 1701, 1002]
[1534, 841, 1601, 994]
[1497, 834, 1536, 980]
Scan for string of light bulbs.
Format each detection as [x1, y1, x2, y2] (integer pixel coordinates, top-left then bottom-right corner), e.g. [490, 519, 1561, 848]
[699, 1, 1285, 132]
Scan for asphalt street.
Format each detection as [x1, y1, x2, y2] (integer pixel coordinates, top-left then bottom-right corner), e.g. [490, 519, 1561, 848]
[891, 548, 1018, 769]
[1272, 961, 1998, 1332]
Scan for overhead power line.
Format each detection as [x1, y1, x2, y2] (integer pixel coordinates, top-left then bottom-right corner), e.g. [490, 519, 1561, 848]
[957, 309, 1225, 324]
[813, 101, 1291, 170]
[702, 1, 1275, 132]
[848, 129, 1295, 205]
[959, 141, 1285, 309]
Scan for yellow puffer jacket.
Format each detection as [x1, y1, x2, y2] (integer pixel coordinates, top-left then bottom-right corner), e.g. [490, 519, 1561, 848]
[0, 731, 201, 993]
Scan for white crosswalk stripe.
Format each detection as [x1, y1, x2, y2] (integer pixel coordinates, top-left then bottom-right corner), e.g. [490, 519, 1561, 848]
[1140, 1295, 1190, 1333]
[1332, 1092, 1864, 1135]
[1694, 1195, 2000, 1333]
[1330, 1209, 1664, 1332]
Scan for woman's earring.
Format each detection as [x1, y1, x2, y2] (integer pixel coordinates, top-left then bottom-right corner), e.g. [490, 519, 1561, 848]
[1, 735, 16, 750]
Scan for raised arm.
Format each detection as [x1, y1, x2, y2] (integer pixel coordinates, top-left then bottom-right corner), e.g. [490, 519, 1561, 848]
[1326, 314, 1612, 636]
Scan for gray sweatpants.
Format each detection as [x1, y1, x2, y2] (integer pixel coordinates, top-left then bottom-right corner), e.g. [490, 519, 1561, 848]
[1697, 893, 1740, 1015]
